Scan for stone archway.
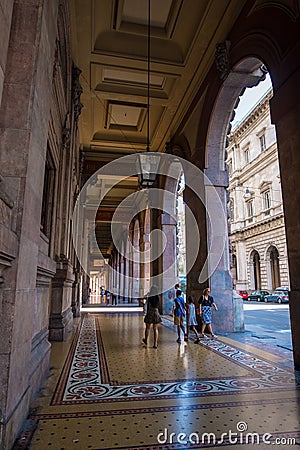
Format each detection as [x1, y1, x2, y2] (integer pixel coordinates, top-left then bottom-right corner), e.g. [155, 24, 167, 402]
[253, 250, 261, 290]
[249, 250, 261, 290]
[195, 37, 299, 359]
[266, 245, 281, 290]
[205, 58, 268, 178]
[191, 58, 268, 332]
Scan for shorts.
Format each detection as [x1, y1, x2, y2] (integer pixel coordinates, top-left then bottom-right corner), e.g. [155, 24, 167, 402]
[174, 316, 184, 326]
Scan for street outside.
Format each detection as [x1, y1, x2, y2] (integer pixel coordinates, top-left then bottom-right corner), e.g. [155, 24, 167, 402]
[243, 301, 292, 351]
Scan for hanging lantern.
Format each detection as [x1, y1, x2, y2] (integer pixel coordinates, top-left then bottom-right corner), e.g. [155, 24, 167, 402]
[136, 152, 161, 188]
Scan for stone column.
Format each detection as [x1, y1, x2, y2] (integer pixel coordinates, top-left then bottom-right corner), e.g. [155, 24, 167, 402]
[249, 260, 255, 290]
[205, 184, 234, 332]
[71, 267, 81, 317]
[49, 256, 74, 340]
[119, 255, 124, 302]
[48, 66, 83, 338]
[139, 234, 146, 299]
[118, 253, 124, 301]
[113, 251, 118, 298]
[184, 170, 236, 333]
[270, 70, 300, 369]
[123, 256, 130, 302]
[132, 247, 140, 302]
[235, 240, 247, 289]
[111, 252, 116, 294]
[160, 213, 177, 314]
[128, 250, 133, 302]
[144, 233, 151, 296]
[184, 186, 208, 301]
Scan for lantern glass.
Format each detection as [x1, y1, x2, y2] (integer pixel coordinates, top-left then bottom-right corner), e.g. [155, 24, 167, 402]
[137, 153, 161, 188]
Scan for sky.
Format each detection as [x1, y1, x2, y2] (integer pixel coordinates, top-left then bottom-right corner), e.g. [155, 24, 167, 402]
[231, 73, 272, 127]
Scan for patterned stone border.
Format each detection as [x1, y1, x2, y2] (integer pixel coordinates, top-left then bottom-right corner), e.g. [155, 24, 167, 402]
[51, 315, 296, 404]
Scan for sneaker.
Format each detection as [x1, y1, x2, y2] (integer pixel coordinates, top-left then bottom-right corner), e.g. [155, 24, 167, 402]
[211, 334, 217, 339]
[142, 338, 147, 345]
[194, 338, 200, 344]
[176, 338, 181, 343]
[184, 335, 189, 341]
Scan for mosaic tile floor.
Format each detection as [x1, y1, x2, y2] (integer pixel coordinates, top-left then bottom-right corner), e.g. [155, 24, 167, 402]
[14, 312, 300, 449]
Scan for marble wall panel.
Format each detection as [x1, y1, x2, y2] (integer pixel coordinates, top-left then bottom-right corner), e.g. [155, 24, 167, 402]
[0, 0, 13, 105]
[0, 129, 31, 178]
[0, 289, 14, 354]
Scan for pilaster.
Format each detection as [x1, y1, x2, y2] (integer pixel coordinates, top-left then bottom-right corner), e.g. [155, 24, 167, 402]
[49, 256, 75, 341]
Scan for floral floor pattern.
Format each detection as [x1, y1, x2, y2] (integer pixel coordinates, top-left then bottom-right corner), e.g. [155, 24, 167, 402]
[13, 312, 300, 449]
[52, 314, 295, 404]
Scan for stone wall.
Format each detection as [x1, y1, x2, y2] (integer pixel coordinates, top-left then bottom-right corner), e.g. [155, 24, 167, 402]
[0, 1, 81, 447]
[0, 2, 60, 447]
[0, 1, 14, 107]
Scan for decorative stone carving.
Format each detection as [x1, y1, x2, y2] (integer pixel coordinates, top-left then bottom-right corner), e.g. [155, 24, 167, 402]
[53, 41, 60, 79]
[231, 214, 284, 239]
[72, 64, 83, 126]
[0, 176, 17, 285]
[0, 251, 14, 285]
[165, 140, 174, 154]
[79, 150, 85, 175]
[36, 265, 56, 287]
[62, 122, 71, 154]
[55, 253, 69, 264]
[215, 40, 231, 81]
[165, 139, 188, 159]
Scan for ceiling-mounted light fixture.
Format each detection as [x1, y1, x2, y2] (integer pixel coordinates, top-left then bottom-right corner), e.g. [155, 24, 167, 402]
[137, 0, 160, 189]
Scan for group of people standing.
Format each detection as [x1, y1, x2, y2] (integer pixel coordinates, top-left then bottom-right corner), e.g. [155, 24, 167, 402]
[142, 285, 218, 349]
[87, 288, 118, 305]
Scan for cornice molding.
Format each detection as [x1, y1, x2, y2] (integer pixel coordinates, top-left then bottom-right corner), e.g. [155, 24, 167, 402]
[230, 91, 273, 140]
[230, 213, 284, 239]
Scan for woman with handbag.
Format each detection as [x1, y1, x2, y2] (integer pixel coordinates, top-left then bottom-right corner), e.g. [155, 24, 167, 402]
[198, 288, 218, 339]
[142, 285, 162, 349]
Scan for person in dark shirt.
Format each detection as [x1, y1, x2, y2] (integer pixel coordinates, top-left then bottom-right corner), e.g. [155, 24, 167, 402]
[198, 288, 218, 339]
[142, 285, 162, 348]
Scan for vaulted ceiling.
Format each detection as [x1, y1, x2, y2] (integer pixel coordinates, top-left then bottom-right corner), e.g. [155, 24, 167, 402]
[69, 0, 247, 259]
[70, 0, 247, 159]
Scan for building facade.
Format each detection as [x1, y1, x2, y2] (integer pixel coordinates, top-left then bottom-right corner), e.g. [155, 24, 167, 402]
[228, 91, 290, 291]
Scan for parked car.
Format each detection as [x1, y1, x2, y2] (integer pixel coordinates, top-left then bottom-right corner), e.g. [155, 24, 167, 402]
[248, 290, 270, 301]
[237, 290, 248, 300]
[265, 289, 289, 303]
[274, 286, 289, 291]
[233, 290, 243, 299]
